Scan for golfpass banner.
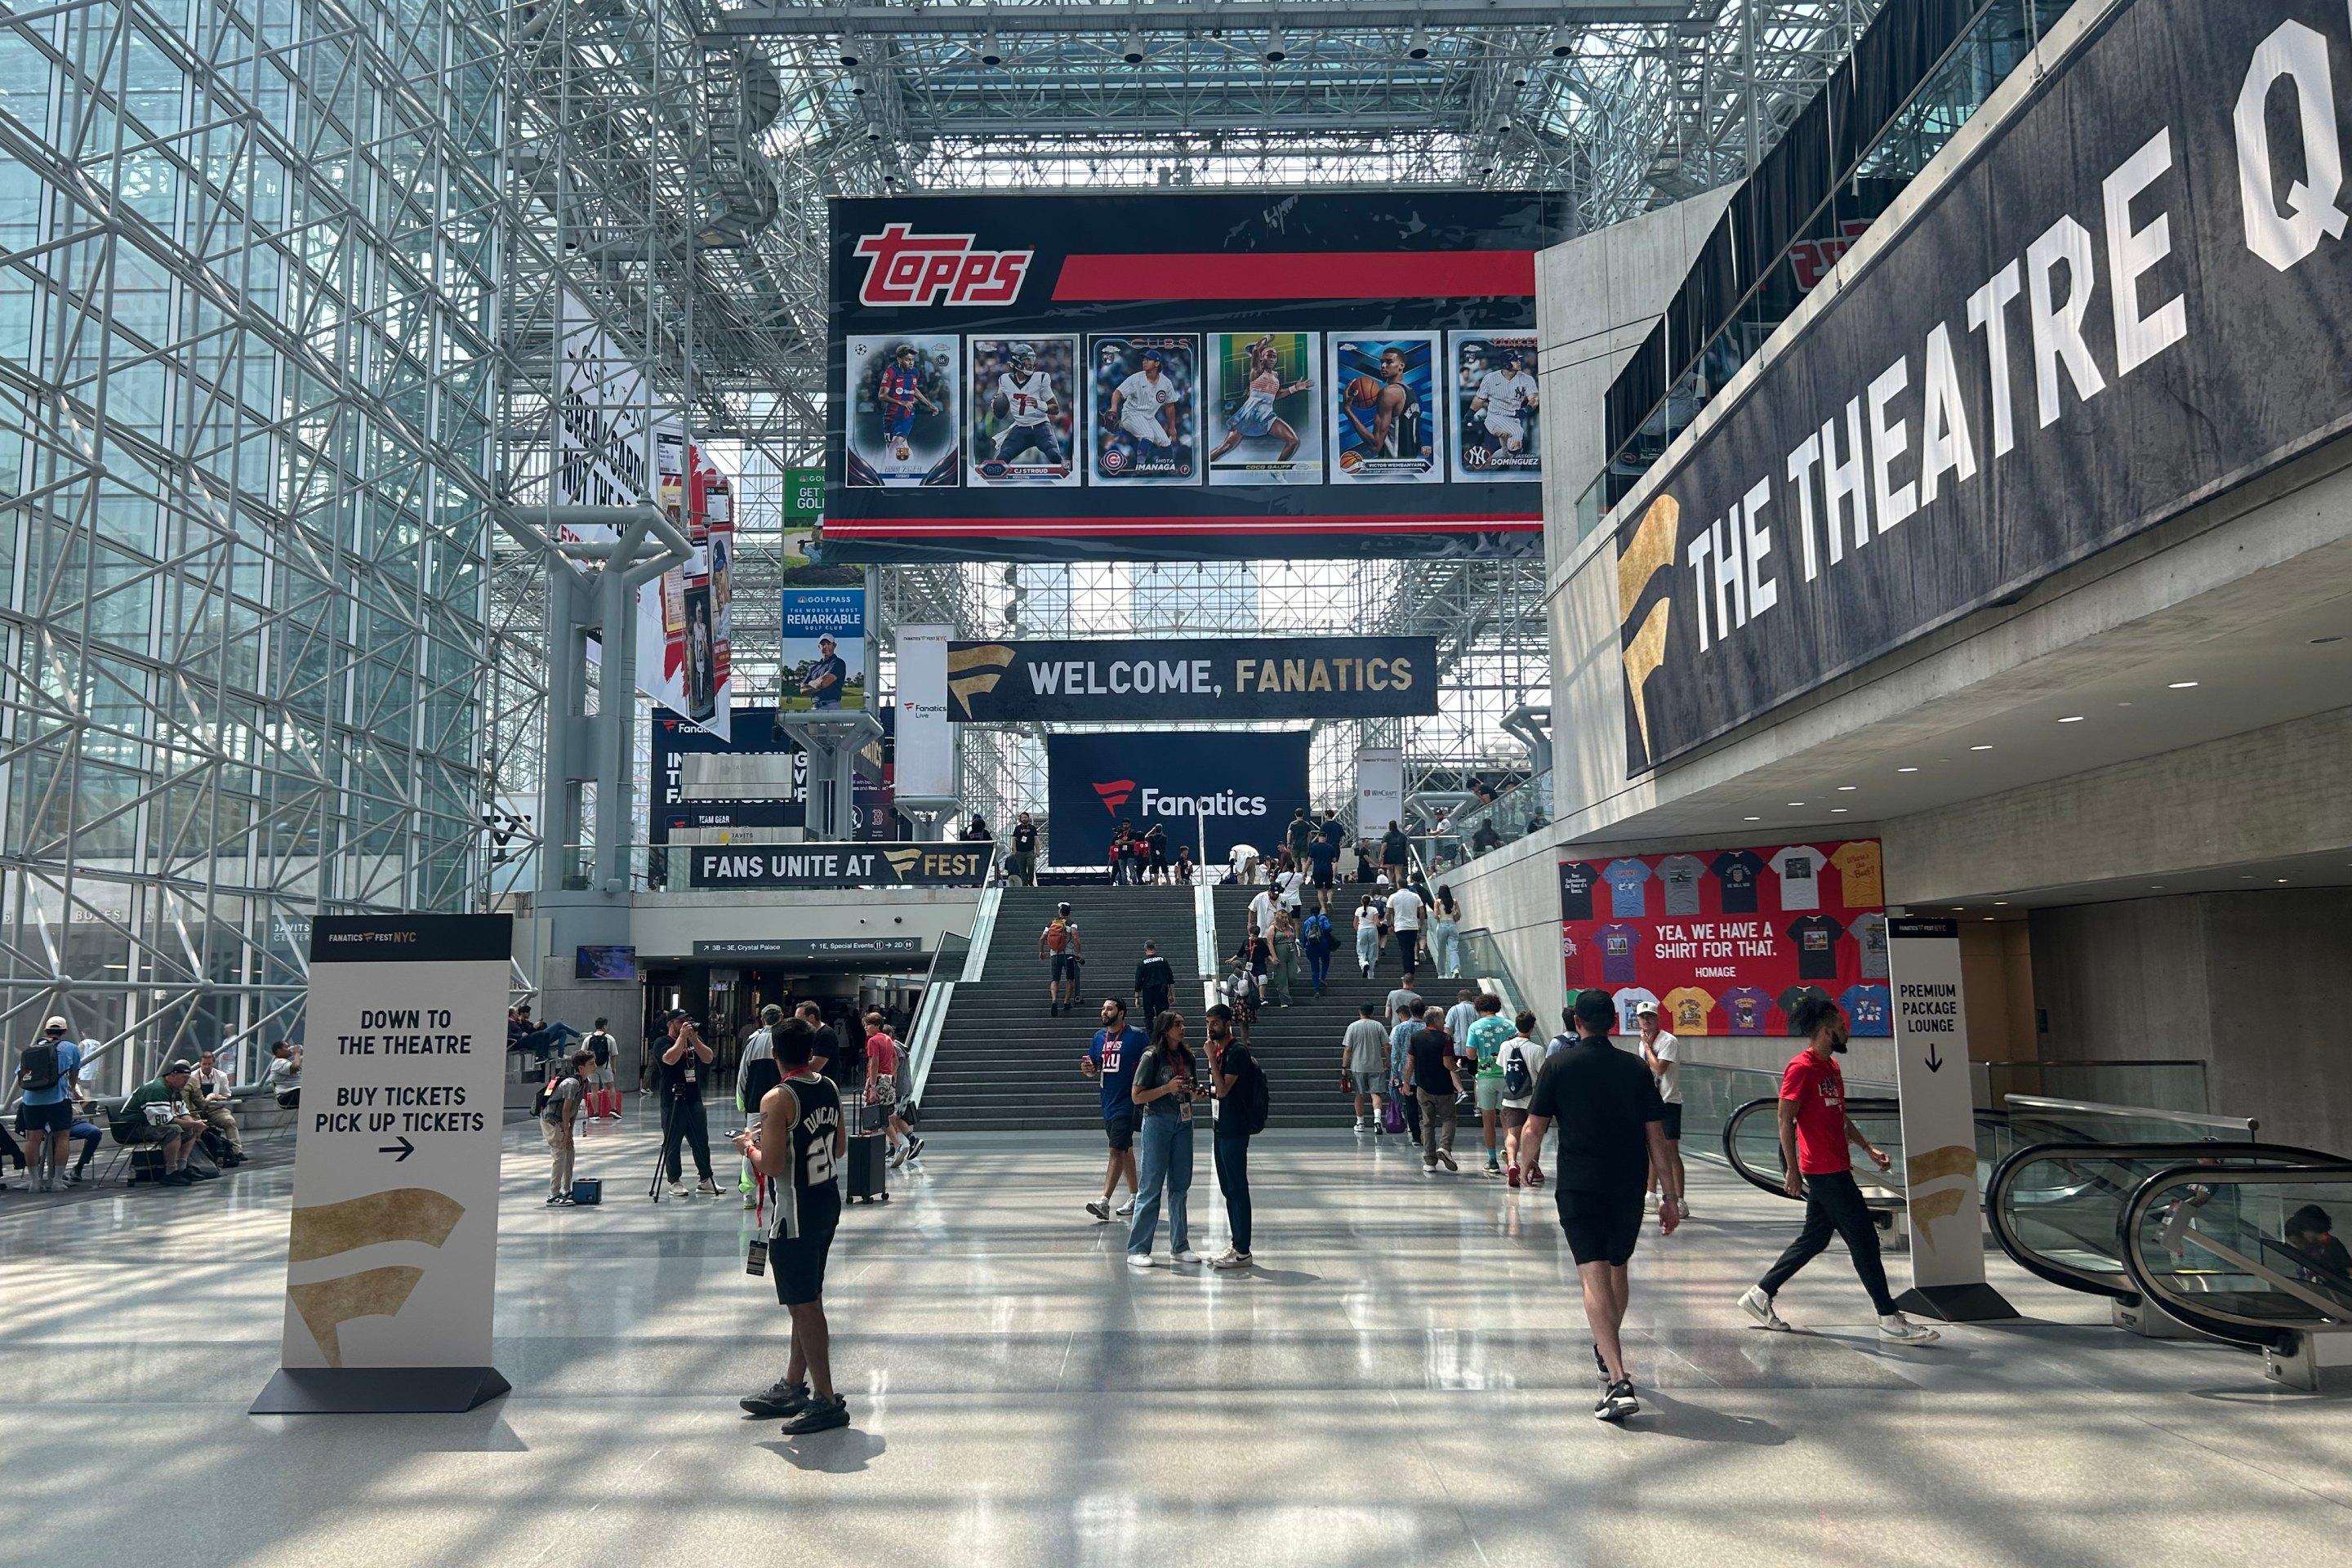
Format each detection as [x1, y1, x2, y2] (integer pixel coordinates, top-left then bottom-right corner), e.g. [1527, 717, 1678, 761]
[947, 635, 1437, 722]
[254, 913, 513, 1412]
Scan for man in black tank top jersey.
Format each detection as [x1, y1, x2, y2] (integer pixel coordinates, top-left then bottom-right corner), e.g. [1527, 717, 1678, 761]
[733, 1018, 851, 1434]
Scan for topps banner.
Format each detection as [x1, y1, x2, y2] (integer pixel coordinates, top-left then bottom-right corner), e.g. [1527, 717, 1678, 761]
[945, 636, 1437, 723]
[1617, 0, 2352, 769]
[1561, 840, 1890, 1037]
[826, 190, 1570, 562]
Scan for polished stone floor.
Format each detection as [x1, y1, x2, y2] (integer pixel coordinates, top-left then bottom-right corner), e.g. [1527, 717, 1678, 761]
[5, 1109, 2349, 1567]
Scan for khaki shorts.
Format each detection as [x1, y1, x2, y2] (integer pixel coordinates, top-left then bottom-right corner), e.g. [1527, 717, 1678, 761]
[1474, 1076, 1503, 1111]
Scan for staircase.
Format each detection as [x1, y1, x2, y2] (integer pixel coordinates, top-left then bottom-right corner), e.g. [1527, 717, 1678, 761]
[919, 886, 1204, 1131]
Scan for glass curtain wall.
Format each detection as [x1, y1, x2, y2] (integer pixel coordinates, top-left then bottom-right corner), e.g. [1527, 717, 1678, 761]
[0, 0, 502, 1087]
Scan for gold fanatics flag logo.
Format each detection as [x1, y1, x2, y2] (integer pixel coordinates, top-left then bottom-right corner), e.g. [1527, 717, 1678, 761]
[947, 643, 1013, 717]
[884, 846, 923, 877]
[285, 1188, 465, 1366]
[1618, 494, 1679, 764]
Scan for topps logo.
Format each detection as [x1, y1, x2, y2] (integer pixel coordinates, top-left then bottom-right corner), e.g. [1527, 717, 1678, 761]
[853, 223, 1032, 306]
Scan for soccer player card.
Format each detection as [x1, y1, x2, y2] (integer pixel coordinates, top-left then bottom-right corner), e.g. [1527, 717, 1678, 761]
[1328, 332, 1441, 484]
[1206, 331, 1321, 486]
[845, 334, 960, 488]
[967, 335, 1079, 488]
[1087, 333, 1199, 485]
[1450, 332, 1542, 483]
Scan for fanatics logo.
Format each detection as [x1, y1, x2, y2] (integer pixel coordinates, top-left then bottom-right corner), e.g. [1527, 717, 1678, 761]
[853, 224, 1033, 306]
[1094, 779, 1136, 815]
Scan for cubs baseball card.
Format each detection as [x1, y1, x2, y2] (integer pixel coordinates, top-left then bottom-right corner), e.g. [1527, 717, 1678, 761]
[967, 335, 1079, 488]
[1450, 332, 1542, 482]
[1087, 333, 1199, 485]
[845, 333, 960, 487]
[1205, 331, 1321, 486]
[1328, 332, 1442, 484]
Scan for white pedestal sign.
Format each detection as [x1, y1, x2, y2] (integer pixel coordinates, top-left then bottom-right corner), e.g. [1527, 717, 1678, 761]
[1886, 915, 2013, 1322]
[252, 913, 514, 1413]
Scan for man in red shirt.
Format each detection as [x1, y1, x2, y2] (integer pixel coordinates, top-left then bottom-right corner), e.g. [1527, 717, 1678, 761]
[1737, 992, 1940, 1343]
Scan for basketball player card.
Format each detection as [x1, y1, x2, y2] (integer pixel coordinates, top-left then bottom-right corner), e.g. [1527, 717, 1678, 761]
[1328, 332, 1441, 484]
[1206, 331, 1321, 486]
[968, 335, 1079, 488]
[1086, 333, 1199, 485]
[1450, 332, 1542, 483]
[845, 334, 960, 488]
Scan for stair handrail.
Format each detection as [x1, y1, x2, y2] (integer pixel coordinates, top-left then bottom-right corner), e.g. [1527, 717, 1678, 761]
[961, 884, 1005, 982]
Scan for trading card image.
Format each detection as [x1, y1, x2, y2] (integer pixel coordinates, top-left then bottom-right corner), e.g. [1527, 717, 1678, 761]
[1328, 332, 1442, 484]
[1207, 331, 1322, 486]
[967, 335, 1079, 488]
[1087, 333, 1200, 486]
[1450, 332, 1542, 483]
[845, 334, 960, 488]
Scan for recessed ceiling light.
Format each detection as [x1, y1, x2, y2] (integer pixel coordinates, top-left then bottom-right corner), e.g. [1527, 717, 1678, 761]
[1744, 815, 1760, 822]
[2149, 884, 2163, 889]
[1951, 906, 1965, 912]
[1838, 785, 1857, 791]
[1787, 801, 1805, 807]
[1994, 901, 2007, 906]
[2059, 715, 2085, 723]
[1898, 766, 1919, 773]
[2277, 877, 2290, 884]
[2117, 701, 2133, 707]
[1970, 744, 1992, 751]
[1831, 808, 1848, 814]
[1983, 916, 1995, 921]
[2167, 680, 2198, 688]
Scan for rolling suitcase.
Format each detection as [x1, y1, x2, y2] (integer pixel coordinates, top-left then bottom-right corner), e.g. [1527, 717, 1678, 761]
[844, 1131, 890, 1203]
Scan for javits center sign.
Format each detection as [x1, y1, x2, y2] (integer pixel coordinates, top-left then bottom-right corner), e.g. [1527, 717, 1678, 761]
[947, 636, 1437, 723]
[1617, 0, 2352, 769]
[1046, 731, 1311, 866]
[687, 842, 991, 891]
[826, 189, 1571, 564]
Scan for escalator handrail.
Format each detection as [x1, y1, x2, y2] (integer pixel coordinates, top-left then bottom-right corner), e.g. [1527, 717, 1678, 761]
[2118, 1160, 2352, 1352]
[1985, 1140, 2343, 1303]
[1720, 1094, 1909, 1200]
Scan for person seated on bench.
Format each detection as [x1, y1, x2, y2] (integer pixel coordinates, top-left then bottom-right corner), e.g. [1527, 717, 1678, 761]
[122, 1061, 214, 1186]
[265, 1041, 301, 1109]
[186, 1049, 245, 1165]
[507, 1004, 581, 1064]
[65, 1096, 105, 1186]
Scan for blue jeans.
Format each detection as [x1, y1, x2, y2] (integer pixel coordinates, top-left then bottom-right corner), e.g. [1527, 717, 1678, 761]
[1306, 943, 1331, 992]
[1427, 920, 1460, 978]
[1126, 1112, 1193, 1256]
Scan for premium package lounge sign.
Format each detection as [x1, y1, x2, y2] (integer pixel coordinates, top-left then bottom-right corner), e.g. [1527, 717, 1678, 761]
[947, 636, 1437, 722]
[688, 841, 991, 890]
[1886, 917, 2011, 1322]
[253, 914, 513, 1414]
[1617, 0, 2352, 768]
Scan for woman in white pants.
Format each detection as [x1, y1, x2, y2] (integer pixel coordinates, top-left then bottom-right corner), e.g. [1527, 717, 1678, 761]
[1353, 894, 1382, 978]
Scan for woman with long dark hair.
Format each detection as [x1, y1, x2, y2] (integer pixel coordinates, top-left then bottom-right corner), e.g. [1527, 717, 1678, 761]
[1428, 884, 1463, 980]
[1125, 1009, 1202, 1268]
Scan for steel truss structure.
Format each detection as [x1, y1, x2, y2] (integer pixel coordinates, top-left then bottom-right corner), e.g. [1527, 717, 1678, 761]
[3, 0, 1884, 1076]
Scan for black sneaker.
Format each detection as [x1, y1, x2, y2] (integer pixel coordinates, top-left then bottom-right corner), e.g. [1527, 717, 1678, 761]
[1597, 1379, 1639, 1422]
[162, 1170, 195, 1187]
[740, 1377, 812, 1419]
[781, 1394, 849, 1435]
[903, 1136, 924, 1161]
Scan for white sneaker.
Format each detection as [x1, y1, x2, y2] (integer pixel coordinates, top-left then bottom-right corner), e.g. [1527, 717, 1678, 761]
[1126, 1252, 1155, 1270]
[1878, 1313, 1942, 1344]
[1210, 1247, 1253, 1270]
[1171, 1249, 1203, 1265]
[668, 1183, 688, 1200]
[1352, 1117, 1368, 1132]
[1115, 1199, 1136, 1218]
[1739, 1286, 1791, 1331]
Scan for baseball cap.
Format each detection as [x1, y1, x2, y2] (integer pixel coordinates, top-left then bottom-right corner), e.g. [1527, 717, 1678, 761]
[1057, 901, 1071, 913]
[817, 633, 836, 644]
[1633, 1000, 1659, 1017]
[43, 1015, 69, 1031]
[165, 1059, 196, 1076]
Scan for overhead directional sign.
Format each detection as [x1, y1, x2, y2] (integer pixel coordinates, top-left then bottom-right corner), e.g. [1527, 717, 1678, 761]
[947, 636, 1437, 722]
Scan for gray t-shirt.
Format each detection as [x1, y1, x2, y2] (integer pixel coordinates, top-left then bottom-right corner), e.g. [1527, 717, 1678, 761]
[539, 1074, 586, 1126]
[1343, 1018, 1391, 1075]
[1385, 988, 1423, 1023]
[1657, 854, 1707, 917]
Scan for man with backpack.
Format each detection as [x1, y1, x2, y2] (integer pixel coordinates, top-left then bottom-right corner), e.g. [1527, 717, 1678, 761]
[1040, 902, 1082, 1016]
[582, 1017, 618, 1121]
[13, 1016, 81, 1192]
[1299, 903, 1335, 996]
[1206, 1003, 1266, 1269]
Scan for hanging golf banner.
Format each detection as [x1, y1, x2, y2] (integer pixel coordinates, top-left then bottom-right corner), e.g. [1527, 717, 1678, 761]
[252, 913, 515, 1413]
[1886, 916, 2012, 1323]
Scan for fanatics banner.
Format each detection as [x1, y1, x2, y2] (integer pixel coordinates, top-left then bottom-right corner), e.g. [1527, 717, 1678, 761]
[825, 189, 1570, 563]
[1047, 729, 1311, 867]
[1616, 0, 2352, 768]
[946, 636, 1437, 723]
[1558, 840, 1888, 1036]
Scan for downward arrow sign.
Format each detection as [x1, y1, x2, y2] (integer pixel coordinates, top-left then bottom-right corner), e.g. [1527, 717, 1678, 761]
[378, 1135, 416, 1161]
[1924, 1043, 1944, 1073]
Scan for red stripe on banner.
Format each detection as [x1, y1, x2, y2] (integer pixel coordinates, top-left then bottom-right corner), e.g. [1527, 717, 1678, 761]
[823, 514, 1543, 537]
[1049, 252, 1536, 301]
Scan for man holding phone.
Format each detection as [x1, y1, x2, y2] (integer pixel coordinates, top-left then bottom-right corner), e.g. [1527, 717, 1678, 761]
[658, 1009, 719, 1199]
[1081, 998, 1144, 1223]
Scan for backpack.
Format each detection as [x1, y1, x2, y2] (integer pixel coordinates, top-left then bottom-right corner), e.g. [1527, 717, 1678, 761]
[1236, 1052, 1272, 1136]
[18, 1039, 61, 1092]
[1501, 1040, 1534, 1099]
[1303, 912, 1332, 947]
[532, 1074, 563, 1118]
[1045, 919, 1071, 953]
[586, 1031, 612, 1066]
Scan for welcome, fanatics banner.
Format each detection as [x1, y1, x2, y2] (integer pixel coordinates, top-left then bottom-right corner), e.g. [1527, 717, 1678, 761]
[1559, 839, 1888, 1036]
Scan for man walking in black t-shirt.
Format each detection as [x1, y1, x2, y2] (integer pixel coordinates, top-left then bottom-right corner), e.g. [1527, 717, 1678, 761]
[1134, 940, 1175, 1025]
[1006, 811, 1041, 886]
[734, 1018, 851, 1434]
[1517, 988, 1678, 1421]
[1407, 1005, 1461, 1174]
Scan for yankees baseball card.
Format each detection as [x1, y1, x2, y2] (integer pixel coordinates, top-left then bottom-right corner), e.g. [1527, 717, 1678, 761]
[967, 335, 1079, 488]
[1450, 332, 1542, 482]
[1206, 331, 1321, 486]
[1087, 333, 1199, 485]
[1328, 332, 1442, 484]
[845, 333, 960, 487]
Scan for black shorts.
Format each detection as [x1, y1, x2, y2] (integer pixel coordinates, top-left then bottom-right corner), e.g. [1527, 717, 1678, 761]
[1051, 952, 1080, 982]
[1555, 1187, 1644, 1267]
[16, 1099, 73, 1134]
[1659, 1102, 1683, 1141]
[1312, 865, 1334, 889]
[1103, 1113, 1136, 1152]
[773, 1198, 841, 1307]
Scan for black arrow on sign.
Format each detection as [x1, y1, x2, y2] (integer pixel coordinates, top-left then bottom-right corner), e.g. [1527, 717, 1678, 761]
[378, 1135, 415, 1161]
[1924, 1042, 1944, 1073]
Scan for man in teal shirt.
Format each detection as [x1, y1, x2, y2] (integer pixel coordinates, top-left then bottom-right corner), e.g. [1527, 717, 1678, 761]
[1464, 994, 1517, 1176]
